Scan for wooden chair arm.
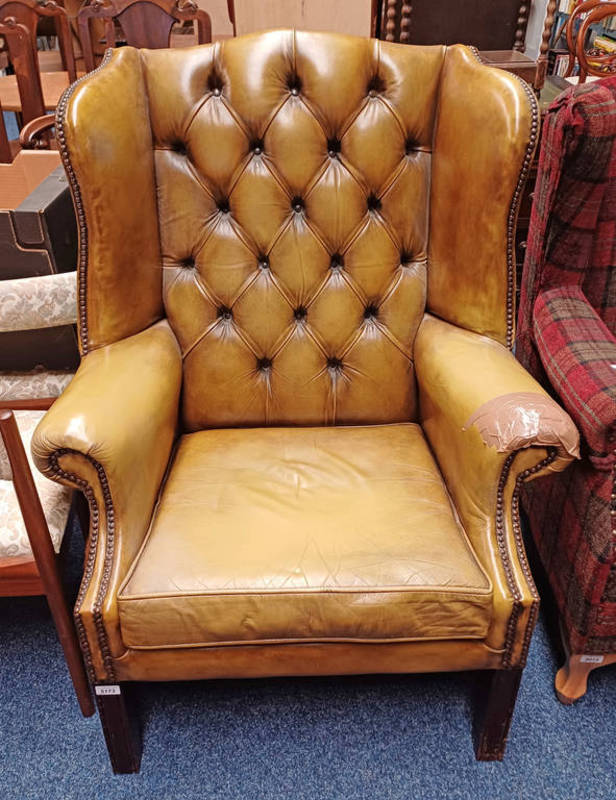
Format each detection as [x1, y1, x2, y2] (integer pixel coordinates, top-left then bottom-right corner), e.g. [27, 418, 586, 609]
[0, 398, 56, 411]
[19, 115, 55, 149]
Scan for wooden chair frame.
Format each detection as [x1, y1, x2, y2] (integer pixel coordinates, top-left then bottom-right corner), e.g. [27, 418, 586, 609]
[0, 0, 76, 162]
[0, 0, 76, 80]
[564, 0, 616, 82]
[77, 0, 218, 72]
[0, 401, 94, 717]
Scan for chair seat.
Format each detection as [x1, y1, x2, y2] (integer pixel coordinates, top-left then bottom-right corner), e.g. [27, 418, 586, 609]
[119, 424, 493, 649]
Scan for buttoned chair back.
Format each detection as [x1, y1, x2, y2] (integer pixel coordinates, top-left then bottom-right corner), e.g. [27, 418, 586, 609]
[67, 33, 535, 431]
[35, 32, 583, 772]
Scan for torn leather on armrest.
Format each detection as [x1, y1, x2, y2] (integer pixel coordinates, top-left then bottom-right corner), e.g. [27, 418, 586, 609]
[464, 390, 580, 469]
[415, 313, 580, 478]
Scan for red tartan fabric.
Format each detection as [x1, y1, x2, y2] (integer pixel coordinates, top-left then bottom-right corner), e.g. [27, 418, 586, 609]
[516, 77, 616, 655]
[533, 286, 616, 470]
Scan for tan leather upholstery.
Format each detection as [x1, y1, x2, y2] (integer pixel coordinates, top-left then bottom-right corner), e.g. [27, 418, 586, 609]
[118, 424, 492, 649]
[32, 32, 579, 692]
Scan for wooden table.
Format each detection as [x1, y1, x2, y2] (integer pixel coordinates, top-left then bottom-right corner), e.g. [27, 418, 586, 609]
[0, 70, 84, 113]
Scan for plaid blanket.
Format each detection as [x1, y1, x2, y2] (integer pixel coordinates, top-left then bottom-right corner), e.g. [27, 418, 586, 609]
[516, 77, 616, 655]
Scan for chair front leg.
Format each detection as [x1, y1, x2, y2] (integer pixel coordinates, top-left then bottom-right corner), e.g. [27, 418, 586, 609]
[94, 684, 142, 774]
[473, 668, 523, 761]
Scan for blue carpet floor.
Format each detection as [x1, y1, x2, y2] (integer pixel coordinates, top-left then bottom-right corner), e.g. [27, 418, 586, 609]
[1, 518, 615, 800]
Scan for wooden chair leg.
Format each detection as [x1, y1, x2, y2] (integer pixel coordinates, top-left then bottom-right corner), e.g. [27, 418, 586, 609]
[473, 668, 522, 761]
[555, 653, 616, 704]
[0, 410, 94, 718]
[95, 684, 142, 774]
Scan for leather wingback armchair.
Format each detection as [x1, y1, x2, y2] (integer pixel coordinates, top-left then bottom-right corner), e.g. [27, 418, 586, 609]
[517, 77, 616, 704]
[32, 31, 579, 772]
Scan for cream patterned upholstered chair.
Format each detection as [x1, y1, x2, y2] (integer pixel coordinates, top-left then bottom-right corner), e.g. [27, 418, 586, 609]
[32, 32, 579, 772]
[0, 270, 93, 716]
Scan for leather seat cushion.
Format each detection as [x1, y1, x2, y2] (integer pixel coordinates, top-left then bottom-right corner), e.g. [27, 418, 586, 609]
[118, 424, 492, 649]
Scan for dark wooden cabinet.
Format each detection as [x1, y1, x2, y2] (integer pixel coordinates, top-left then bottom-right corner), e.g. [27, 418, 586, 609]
[380, 0, 531, 50]
[379, 0, 559, 91]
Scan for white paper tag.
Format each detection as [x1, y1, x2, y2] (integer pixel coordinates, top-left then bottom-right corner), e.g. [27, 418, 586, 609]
[95, 685, 121, 696]
[580, 655, 604, 664]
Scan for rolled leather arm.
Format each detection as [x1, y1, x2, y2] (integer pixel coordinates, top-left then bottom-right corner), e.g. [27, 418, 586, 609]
[416, 314, 579, 467]
[414, 314, 579, 663]
[533, 285, 616, 470]
[32, 320, 182, 580]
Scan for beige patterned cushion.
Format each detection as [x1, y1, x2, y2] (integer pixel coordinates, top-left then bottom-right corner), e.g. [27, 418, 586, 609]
[0, 410, 72, 558]
[0, 369, 73, 404]
[0, 271, 77, 332]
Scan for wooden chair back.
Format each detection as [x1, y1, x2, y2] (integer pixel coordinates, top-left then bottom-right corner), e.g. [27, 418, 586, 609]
[77, 0, 220, 72]
[563, 0, 616, 83]
[0, 18, 45, 126]
[0, 0, 76, 80]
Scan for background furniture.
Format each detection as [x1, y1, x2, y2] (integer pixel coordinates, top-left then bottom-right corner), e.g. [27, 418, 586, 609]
[233, 0, 377, 36]
[560, 0, 616, 81]
[0, 269, 92, 717]
[549, 0, 616, 77]
[77, 0, 220, 70]
[0, 0, 77, 133]
[380, 0, 559, 89]
[0, 154, 79, 371]
[32, 33, 577, 773]
[517, 75, 616, 703]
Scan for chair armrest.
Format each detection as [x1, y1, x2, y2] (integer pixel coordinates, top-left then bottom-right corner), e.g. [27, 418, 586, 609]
[414, 314, 579, 664]
[0, 272, 77, 332]
[19, 115, 55, 150]
[533, 286, 616, 469]
[31, 320, 182, 668]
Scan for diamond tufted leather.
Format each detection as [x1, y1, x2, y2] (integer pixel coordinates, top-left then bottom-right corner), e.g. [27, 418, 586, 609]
[144, 34, 439, 428]
[31, 31, 581, 768]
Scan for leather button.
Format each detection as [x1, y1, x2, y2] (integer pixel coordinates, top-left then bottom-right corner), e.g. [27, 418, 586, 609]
[208, 73, 224, 95]
[217, 305, 232, 320]
[330, 253, 344, 270]
[327, 137, 341, 158]
[218, 199, 230, 214]
[367, 193, 382, 212]
[258, 254, 270, 270]
[405, 137, 418, 154]
[400, 250, 412, 264]
[294, 306, 307, 321]
[257, 357, 272, 371]
[367, 75, 385, 96]
[251, 139, 264, 155]
[181, 256, 195, 269]
[364, 304, 378, 319]
[287, 74, 302, 96]
[327, 357, 343, 370]
[171, 141, 187, 155]
[291, 196, 304, 213]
